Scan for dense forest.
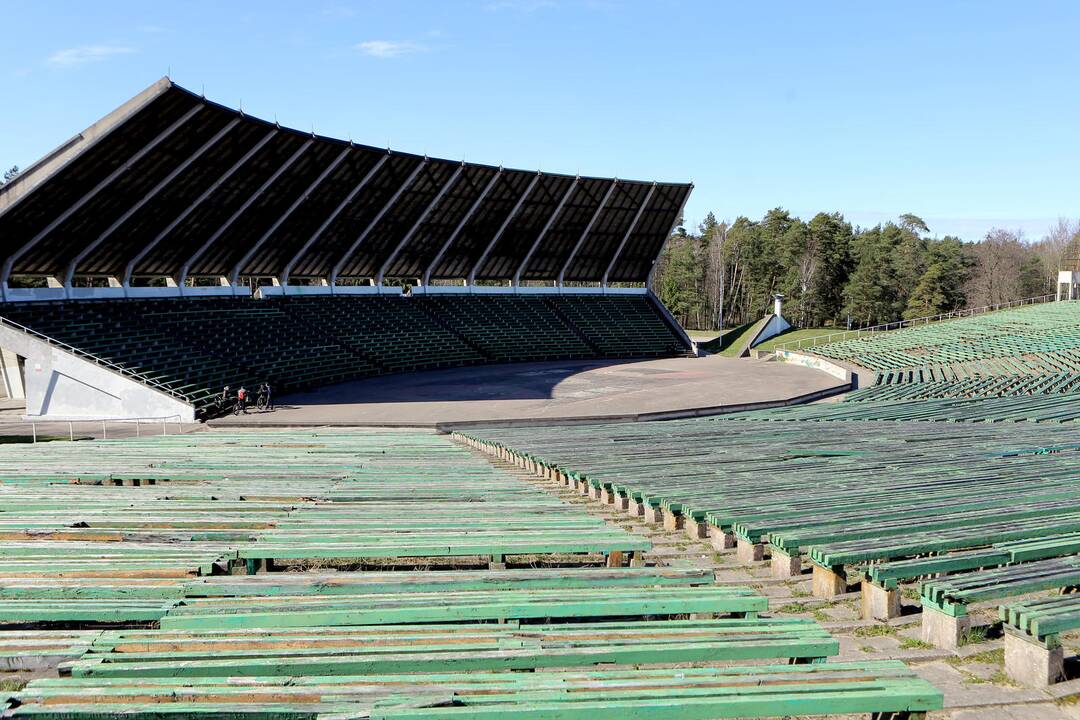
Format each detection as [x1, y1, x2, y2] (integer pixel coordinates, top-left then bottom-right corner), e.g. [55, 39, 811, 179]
[653, 209, 1080, 331]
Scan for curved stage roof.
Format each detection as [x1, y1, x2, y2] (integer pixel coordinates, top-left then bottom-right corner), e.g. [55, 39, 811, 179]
[0, 78, 692, 287]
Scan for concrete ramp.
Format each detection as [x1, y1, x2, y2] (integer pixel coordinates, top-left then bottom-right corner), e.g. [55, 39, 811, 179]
[0, 323, 195, 422]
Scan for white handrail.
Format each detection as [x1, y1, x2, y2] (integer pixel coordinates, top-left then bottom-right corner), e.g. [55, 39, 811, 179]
[776, 293, 1058, 353]
[1, 414, 185, 442]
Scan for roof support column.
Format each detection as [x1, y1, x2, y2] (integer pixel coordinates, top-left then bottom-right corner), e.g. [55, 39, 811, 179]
[1, 103, 204, 297]
[176, 138, 313, 289]
[121, 129, 278, 287]
[467, 172, 540, 286]
[375, 163, 464, 286]
[279, 154, 388, 289]
[422, 169, 502, 287]
[512, 177, 578, 286]
[557, 179, 617, 286]
[601, 182, 656, 287]
[227, 145, 351, 286]
[329, 159, 427, 286]
[65, 118, 242, 290]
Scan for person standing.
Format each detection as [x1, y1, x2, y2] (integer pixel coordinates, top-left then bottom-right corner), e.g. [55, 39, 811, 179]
[237, 385, 248, 414]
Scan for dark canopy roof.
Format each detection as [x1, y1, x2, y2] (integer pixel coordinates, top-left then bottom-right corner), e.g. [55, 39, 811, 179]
[0, 78, 692, 285]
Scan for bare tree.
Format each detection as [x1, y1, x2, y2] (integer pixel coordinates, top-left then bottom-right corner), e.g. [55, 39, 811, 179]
[964, 229, 1027, 306]
[705, 223, 727, 330]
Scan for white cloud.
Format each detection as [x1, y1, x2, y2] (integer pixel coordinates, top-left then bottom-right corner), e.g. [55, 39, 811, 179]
[47, 45, 136, 67]
[356, 40, 426, 58]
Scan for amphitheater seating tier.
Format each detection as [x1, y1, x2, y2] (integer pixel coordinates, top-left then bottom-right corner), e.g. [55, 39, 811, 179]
[0, 293, 689, 413]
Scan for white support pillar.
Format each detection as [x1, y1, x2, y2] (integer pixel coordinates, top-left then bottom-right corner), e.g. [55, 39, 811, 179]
[468, 173, 541, 286]
[376, 163, 464, 285]
[228, 145, 351, 286]
[513, 177, 578, 286]
[2, 104, 205, 297]
[558, 179, 617, 286]
[67, 118, 242, 289]
[329, 159, 428, 286]
[422, 168, 502, 287]
[122, 130, 278, 287]
[280, 154, 389, 288]
[602, 183, 656, 287]
[176, 139, 313, 289]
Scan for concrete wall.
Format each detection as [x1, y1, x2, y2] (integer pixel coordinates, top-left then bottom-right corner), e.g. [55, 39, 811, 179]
[774, 350, 853, 384]
[747, 314, 792, 349]
[0, 324, 195, 421]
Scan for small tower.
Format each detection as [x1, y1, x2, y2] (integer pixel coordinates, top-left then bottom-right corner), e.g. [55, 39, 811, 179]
[773, 293, 785, 318]
[1057, 270, 1078, 301]
[1058, 240, 1080, 301]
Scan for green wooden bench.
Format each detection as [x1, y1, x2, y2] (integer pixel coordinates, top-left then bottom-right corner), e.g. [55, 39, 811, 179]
[1000, 594, 1080, 686]
[160, 584, 767, 630]
[919, 556, 1080, 648]
[7, 661, 942, 719]
[856, 532, 1080, 619]
[60, 617, 837, 678]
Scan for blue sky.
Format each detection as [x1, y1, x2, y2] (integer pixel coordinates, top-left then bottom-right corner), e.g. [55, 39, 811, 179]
[2, 0, 1077, 241]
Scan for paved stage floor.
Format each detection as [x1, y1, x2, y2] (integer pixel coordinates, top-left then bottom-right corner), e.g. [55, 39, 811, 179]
[212, 355, 845, 428]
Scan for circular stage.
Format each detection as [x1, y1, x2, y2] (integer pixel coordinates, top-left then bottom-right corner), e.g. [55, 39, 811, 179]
[211, 355, 846, 428]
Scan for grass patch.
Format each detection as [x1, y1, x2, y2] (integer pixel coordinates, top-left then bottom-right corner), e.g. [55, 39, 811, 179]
[751, 327, 837, 354]
[901, 586, 921, 601]
[959, 626, 991, 646]
[812, 609, 831, 622]
[0, 677, 27, 692]
[776, 602, 812, 614]
[962, 668, 1014, 686]
[968, 648, 1005, 665]
[899, 637, 934, 650]
[698, 321, 760, 356]
[853, 624, 897, 638]
[0, 435, 80, 444]
[859, 645, 876, 653]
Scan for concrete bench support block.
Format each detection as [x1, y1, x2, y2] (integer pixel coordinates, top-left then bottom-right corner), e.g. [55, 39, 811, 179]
[771, 549, 801, 579]
[812, 564, 848, 598]
[685, 519, 709, 541]
[662, 509, 684, 532]
[861, 582, 901, 620]
[1004, 630, 1064, 687]
[709, 526, 736, 551]
[736, 539, 765, 564]
[920, 605, 970, 650]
